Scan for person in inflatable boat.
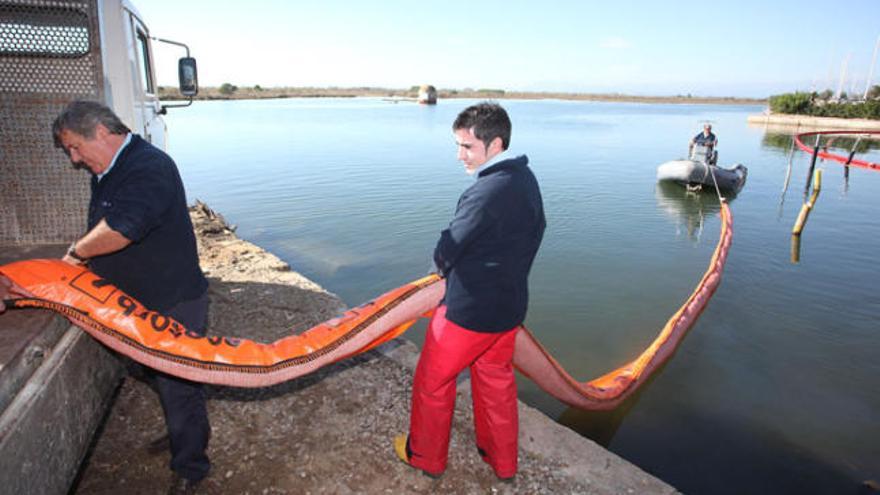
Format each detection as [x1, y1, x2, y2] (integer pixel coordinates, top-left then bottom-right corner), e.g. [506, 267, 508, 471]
[689, 123, 718, 165]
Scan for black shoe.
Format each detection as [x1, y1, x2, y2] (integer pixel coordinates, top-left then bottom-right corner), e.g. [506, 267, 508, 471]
[147, 433, 170, 455]
[496, 474, 516, 484]
[168, 474, 201, 495]
[477, 445, 515, 482]
[477, 445, 489, 461]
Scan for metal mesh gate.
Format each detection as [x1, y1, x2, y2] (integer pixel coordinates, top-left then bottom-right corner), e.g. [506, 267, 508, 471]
[0, 0, 103, 245]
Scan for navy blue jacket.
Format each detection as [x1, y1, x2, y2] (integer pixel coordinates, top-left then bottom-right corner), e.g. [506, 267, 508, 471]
[434, 155, 545, 332]
[87, 134, 207, 312]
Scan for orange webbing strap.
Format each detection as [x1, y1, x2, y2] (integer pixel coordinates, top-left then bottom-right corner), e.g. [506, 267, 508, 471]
[513, 202, 733, 410]
[0, 259, 444, 387]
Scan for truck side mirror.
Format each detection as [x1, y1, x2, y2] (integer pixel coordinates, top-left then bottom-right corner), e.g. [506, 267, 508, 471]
[178, 57, 198, 97]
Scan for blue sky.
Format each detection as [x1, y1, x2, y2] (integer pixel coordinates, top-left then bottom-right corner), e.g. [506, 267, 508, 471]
[136, 0, 880, 98]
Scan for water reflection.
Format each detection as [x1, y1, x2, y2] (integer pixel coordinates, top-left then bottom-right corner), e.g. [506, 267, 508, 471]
[778, 136, 797, 217]
[760, 131, 796, 153]
[556, 399, 635, 448]
[764, 131, 878, 212]
[555, 381, 650, 448]
[791, 234, 802, 263]
[654, 181, 724, 242]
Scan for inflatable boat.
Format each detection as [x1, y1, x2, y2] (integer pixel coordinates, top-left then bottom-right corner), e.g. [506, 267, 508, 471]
[657, 144, 747, 194]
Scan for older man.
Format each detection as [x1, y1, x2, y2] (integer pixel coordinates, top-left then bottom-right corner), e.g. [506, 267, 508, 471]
[395, 102, 546, 481]
[53, 100, 210, 494]
[689, 123, 718, 164]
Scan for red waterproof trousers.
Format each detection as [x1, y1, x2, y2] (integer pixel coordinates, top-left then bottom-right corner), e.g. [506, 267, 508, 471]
[408, 305, 518, 478]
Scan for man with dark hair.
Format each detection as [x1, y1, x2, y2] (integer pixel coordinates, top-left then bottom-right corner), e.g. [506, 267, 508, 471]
[52, 100, 132, 145]
[53, 100, 211, 494]
[395, 102, 546, 481]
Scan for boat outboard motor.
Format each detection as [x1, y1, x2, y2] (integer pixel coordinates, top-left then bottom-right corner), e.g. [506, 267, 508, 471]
[690, 144, 717, 166]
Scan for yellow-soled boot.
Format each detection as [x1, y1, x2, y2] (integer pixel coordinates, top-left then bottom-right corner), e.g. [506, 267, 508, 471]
[393, 434, 442, 479]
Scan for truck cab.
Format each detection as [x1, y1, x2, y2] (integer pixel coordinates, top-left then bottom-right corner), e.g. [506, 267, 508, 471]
[99, 0, 197, 148]
[102, 0, 168, 147]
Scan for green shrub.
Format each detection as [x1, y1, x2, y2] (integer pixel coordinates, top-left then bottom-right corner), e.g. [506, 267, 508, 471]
[862, 101, 880, 118]
[813, 101, 880, 119]
[769, 91, 879, 120]
[219, 83, 238, 95]
[769, 92, 813, 114]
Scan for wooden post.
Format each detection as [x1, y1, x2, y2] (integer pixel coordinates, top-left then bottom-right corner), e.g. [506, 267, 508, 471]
[792, 168, 823, 235]
[804, 135, 820, 198]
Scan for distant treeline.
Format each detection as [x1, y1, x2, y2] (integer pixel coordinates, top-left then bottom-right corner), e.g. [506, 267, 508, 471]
[157, 85, 765, 105]
[769, 87, 880, 120]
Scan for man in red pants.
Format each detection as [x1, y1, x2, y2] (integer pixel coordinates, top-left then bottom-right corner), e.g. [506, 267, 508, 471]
[395, 102, 546, 480]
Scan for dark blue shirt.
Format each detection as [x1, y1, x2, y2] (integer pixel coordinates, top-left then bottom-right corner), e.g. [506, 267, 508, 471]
[693, 131, 716, 146]
[87, 134, 207, 312]
[434, 155, 545, 332]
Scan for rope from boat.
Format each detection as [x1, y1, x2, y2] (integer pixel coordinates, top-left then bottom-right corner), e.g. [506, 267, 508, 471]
[699, 161, 711, 186]
[704, 157, 726, 203]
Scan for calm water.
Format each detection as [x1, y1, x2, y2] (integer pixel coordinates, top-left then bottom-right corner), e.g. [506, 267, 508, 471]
[166, 98, 880, 494]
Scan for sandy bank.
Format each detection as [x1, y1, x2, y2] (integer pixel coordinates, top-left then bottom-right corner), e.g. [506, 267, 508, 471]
[72, 202, 676, 494]
[747, 113, 880, 131]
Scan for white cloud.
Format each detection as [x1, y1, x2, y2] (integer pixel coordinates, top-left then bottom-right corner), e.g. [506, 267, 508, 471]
[599, 37, 632, 50]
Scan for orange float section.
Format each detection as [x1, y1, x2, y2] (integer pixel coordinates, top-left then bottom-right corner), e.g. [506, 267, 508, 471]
[1, 202, 732, 409]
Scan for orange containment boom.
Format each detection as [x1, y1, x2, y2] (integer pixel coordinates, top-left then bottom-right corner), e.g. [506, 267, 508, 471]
[0, 261, 444, 388]
[516, 202, 733, 410]
[794, 130, 880, 171]
[0, 202, 732, 409]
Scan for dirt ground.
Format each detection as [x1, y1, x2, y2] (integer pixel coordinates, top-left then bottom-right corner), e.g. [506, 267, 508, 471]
[72, 202, 674, 494]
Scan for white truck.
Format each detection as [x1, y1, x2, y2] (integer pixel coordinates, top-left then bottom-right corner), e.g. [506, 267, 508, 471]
[97, 0, 198, 149]
[0, 1, 197, 492]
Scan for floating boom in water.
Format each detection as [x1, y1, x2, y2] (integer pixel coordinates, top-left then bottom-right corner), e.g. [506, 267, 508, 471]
[0, 203, 732, 410]
[515, 202, 732, 409]
[794, 130, 880, 171]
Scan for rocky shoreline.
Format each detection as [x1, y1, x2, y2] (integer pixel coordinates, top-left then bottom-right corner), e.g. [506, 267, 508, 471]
[72, 202, 676, 494]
